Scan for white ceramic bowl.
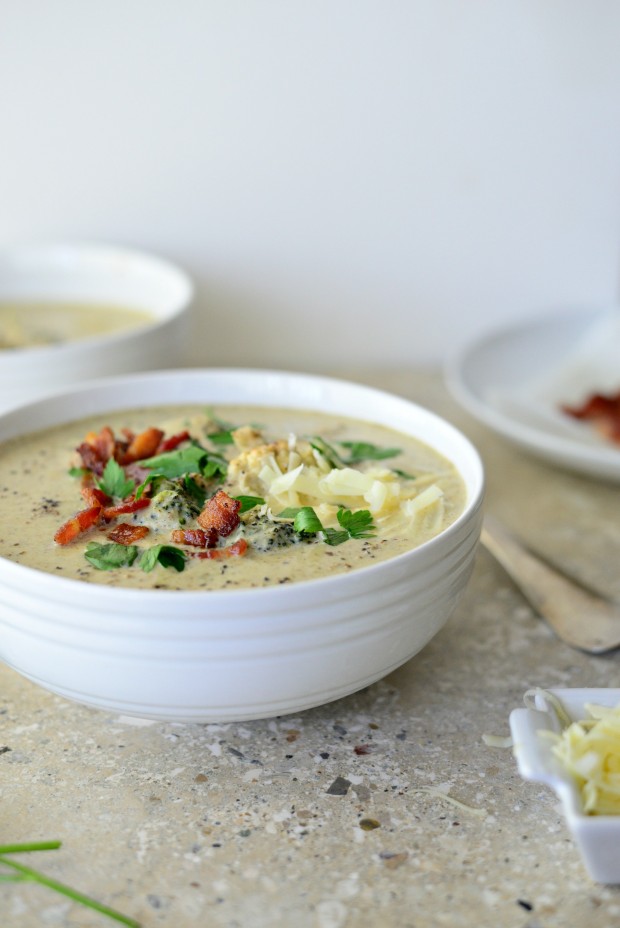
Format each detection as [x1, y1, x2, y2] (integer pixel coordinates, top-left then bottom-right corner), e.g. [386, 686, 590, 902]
[510, 688, 620, 884]
[0, 369, 484, 722]
[0, 242, 193, 411]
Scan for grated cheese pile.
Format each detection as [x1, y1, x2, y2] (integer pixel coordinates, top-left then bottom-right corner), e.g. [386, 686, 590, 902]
[228, 431, 446, 531]
[547, 702, 620, 815]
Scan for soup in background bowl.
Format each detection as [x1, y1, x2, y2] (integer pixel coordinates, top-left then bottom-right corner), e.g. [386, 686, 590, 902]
[0, 242, 193, 410]
[0, 368, 484, 722]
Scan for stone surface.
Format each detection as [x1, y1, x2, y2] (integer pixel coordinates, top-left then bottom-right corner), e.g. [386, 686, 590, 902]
[1, 368, 619, 927]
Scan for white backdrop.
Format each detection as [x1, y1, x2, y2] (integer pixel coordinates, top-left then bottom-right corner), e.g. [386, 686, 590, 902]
[1, 2, 619, 369]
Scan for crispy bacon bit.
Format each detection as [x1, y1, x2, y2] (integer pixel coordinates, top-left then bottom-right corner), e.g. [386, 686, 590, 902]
[87, 426, 116, 462]
[124, 427, 165, 463]
[102, 496, 151, 522]
[189, 538, 248, 559]
[81, 486, 112, 507]
[562, 390, 620, 444]
[77, 424, 168, 474]
[76, 441, 107, 476]
[54, 505, 102, 545]
[157, 430, 191, 453]
[171, 528, 218, 548]
[107, 523, 150, 545]
[196, 490, 241, 537]
[124, 463, 150, 485]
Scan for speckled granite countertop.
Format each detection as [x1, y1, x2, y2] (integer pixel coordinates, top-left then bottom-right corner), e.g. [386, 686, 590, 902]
[1, 368, 619, 928]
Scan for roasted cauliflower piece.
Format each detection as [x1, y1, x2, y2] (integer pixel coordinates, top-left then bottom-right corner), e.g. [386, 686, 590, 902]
[227, 437, 319, 496]
[231, 425, 265, 451]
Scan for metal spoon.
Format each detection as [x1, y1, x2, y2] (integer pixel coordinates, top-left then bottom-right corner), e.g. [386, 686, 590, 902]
[480, 516, 620, 654]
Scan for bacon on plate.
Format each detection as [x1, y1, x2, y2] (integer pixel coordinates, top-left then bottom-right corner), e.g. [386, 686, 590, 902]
[561, 390, 620, 444]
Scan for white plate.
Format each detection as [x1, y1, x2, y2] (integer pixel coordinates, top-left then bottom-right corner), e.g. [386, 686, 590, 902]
[445, 306, 620, 481]
[510, 688, 620, 883]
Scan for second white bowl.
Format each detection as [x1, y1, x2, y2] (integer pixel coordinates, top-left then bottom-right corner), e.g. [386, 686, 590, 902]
[0, 241, 193, 410]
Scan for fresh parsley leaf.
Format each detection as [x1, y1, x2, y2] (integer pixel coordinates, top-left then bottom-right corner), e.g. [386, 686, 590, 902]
[310, 436, 401, 467]
[97, 459, 135, 499]
[84, 542, 139, 571]
[293, 507, 324, 535]
[278, 506, 376, 545]
[140, 443, 227, 480]
[336, 507, 376, 539]
[321, 509, 376, 546]
[209, 429, 235, 445]
[321, 528, 351, 546]
[393, 468, 416, 480]
[183, 475, 209, 506]
[338, 441, 401, 464]
[204, 407, 234, 430]
[68, 466, 88, 479]
[140, 545, 186, 573]
[233, 495, 265, 514]
[310, 436, 345, 468]
[133, 477, 151, 501]
[202, 455, 228, 479]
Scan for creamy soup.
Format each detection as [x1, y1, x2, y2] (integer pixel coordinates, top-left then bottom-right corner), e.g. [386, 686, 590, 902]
[0, 301, 154, 349]
[0, 405, 466, 590]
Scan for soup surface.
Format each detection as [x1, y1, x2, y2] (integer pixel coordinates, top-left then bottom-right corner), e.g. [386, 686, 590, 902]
[0, 405, 466, 590]
[0, 301, 154, 349]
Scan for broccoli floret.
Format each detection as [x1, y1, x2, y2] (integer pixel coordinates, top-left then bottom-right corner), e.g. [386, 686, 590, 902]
[242, 512, 311, 552]
[148, 479, 203, 528]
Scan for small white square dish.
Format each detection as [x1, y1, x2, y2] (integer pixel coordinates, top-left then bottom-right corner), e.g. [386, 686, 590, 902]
[510, 687, 620, 883]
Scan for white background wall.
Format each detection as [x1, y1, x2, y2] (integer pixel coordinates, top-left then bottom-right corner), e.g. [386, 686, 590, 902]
[1, 2, 619, 370]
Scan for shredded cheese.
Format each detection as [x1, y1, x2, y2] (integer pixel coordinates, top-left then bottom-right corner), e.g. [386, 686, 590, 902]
[547, 702, 620, 815]
[412, 786, 487, 818]
[229, 431, 448, 529]
[482, 733, 513, 748]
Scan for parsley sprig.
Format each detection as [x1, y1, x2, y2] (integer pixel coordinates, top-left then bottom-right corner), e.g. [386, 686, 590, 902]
[233, 495, 265, 513]
[0, 842, 140, 926]
[97, 459, 135, 499]
[311, 436, 402, 467]
[338, 441, 401, 464]
[281, 506, 376, 546]
[134, 443, 227, 499]
[141, 443, 227, 479]
[85, 542, 186, 573]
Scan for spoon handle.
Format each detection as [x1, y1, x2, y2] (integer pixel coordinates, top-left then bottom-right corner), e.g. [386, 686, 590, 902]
[480, 516, 620, 654]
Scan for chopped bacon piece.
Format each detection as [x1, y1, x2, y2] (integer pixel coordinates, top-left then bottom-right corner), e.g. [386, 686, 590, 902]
[171, 527, 218, 548]
[190, 538, 248, 559]
[125, 427, 165, 463]
[561, 389, 620, 445]
[102, 496, 151, 522]
[107, 523, 150, 545]
[87, 426, 116, 462]
[124, 463, 150, 485]
[197, 490, 241, 537]
[76, 441, 106, 476]
[81, 486, 112, 507]
[54, 505, 103, 545]
[157, 430, 191, 453]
